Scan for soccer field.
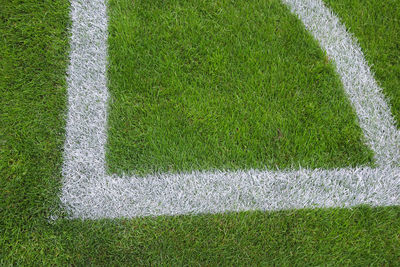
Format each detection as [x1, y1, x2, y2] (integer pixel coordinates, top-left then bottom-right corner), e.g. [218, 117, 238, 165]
[1, 0, 400, 264]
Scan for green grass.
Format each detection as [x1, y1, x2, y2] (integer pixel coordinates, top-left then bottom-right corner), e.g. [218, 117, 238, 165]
[0, 0, 70, 263]
[106, 0, 373, 175]
[324, 0, 400, 127]
[1, 0, 400, 265]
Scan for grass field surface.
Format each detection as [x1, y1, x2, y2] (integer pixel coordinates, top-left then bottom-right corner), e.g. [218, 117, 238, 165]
[107, 0, 373, 175]
[324, 0, 400, 127]
[1, 0, 399, 265]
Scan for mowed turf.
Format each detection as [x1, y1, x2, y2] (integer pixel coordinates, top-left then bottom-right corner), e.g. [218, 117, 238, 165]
[324, 0, 400, 128]
[106, 0, 373, 175]
[1, 0, 400, 265]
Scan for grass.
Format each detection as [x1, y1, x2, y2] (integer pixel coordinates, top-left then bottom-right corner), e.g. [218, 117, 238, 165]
[1, 0, 400, 265]
[48, 207, 400, 265]
[324, 0, 400, 127]
[106, 0, 373, 175]
[0, 0, 70, 263]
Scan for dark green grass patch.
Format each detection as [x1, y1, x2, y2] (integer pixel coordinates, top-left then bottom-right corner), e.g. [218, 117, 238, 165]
[54, 206, 400, 266]
[0, 0, 70, 263]
[106, 0, 374, 176]
[0, 0, 69, 235]
[324, 0, 400, 127]
[1, 0, 399, 265]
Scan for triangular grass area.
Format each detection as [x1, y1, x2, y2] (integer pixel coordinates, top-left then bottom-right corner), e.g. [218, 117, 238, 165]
[106, 0, 374, 176]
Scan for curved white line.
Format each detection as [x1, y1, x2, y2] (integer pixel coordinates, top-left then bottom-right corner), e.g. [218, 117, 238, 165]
[282, 0, 400, 167]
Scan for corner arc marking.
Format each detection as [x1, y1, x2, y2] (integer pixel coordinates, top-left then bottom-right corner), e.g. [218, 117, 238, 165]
[61, 0, 400, 219]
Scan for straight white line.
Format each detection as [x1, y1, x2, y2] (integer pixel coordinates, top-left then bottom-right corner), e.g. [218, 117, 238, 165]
[64, 167, 399, 219]
[63, 0, 108, 183]
[61, 0, 400, 219]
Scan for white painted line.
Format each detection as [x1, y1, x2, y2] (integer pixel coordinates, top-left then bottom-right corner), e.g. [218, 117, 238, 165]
[282, 0, 400, 167]
[62, 167, 399, 219]
[61, 0, 400, 219]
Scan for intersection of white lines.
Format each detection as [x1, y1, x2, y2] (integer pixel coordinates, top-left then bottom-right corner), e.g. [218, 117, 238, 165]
[61, 0, 400, 219]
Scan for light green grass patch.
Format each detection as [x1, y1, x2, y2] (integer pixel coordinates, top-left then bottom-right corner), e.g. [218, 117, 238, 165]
[106, 0, 374, 176]
[324, 0, 400, 127]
